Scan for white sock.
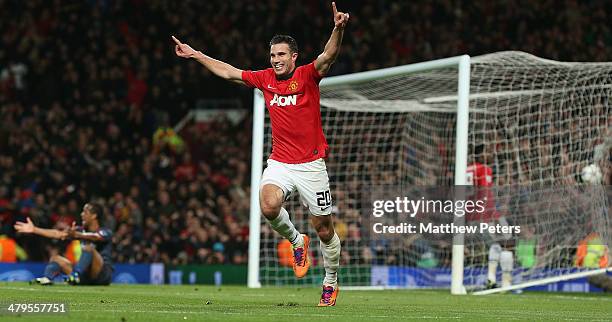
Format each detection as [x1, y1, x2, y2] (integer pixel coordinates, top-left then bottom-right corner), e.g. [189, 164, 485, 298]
[488, 243, 501, 283]
[500, 251, 514, 288]
[320, 233, 340, 285]
[488, 261, 498, 283]
[268, 208, 303, 247]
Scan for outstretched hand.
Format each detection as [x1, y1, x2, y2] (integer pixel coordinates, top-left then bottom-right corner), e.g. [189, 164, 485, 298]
[65, 221, 78, 239]
[172, 35, 198, 58]
[14, 217, 35, 234]
[332, 2, 349, 29]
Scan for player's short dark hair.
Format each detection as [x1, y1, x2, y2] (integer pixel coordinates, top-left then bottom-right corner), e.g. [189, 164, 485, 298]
[474, 144, 485, 156]
[269, 35, 298, 54]
[88, 203, 105, 226]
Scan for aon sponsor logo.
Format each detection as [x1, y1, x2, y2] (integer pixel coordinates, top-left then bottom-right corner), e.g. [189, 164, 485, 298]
[270, 94, 297, 107]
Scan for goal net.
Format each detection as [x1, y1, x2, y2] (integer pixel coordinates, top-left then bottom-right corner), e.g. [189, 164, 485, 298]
[249, 51, 611, 293]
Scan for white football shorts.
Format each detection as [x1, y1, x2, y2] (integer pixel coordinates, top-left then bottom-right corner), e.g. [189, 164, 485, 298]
[260, 158, 332, 216]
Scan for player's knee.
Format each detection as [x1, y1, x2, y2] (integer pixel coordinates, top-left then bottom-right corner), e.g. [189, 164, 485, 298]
[260, 198, 281, 219]
[49, 255, 64, 263]
[260, 188, 282, 219]
[316, 225, 334, 243]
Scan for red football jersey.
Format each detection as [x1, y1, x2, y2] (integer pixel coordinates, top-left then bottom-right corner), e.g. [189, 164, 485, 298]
[466, 162, 493, 187]
[466, 162, 498, 221]
[242, 62, 328, 164]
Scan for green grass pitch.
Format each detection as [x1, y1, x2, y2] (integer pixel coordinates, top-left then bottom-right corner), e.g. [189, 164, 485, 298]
[1, 283, 610, 321]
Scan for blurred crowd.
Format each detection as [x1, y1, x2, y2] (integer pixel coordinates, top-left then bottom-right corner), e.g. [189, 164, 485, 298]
[1, 0, 611, 266]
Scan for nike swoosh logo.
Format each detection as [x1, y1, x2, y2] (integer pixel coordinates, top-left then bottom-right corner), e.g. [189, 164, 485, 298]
[320, 206, 331, 211]
[267, 85, 276, 89]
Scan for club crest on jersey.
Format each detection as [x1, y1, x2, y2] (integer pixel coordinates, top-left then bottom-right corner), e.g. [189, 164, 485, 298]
[288, 80, 299, 92]
[270, 94, 297, 107]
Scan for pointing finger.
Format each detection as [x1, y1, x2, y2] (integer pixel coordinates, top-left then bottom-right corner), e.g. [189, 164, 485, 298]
[171, 35, 182, 45]
[332, 2, 337, 15]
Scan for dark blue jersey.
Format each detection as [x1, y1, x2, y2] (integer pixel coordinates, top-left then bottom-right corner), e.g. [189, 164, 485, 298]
[79, 227, 113, 266]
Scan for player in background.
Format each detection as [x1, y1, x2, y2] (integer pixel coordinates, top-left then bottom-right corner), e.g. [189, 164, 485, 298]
[172, 2, 349, 306]
[14, 203, 113, 286]
[466, 144, 514, 289]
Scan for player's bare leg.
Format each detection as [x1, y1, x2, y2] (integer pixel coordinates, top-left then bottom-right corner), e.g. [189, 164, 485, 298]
[68, 243, 103, 285]
[259, 184, 284, 221]
[34, 254, 73, 285]
[311, 215, 340, 306]
[87, 245, 105, 279]
[52, 255, 74, 275]
[259, 184, 308, 277]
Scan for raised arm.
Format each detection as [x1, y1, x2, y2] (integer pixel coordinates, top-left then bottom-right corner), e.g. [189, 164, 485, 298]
[14, 217, 68, 240]
[172, 36, 245, 85]
[315, 2, 350, 76]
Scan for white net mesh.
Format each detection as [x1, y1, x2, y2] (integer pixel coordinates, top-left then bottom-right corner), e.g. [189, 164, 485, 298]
[257, 51, 611, 289]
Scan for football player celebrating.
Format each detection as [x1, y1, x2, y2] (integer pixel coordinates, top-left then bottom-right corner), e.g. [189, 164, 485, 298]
[14, 203, 113, 286]
[173, 2, 349, 306]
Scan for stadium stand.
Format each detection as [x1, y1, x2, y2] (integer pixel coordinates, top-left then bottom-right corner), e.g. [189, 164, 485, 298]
[1, 0, 610, 265]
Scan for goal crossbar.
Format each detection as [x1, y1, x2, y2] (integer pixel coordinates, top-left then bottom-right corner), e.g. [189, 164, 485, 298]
[424, 84, 612, 103]
[320, 55, 469, 87]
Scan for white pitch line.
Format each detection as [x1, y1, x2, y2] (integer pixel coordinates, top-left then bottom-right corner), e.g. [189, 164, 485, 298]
[546, 295, 612, 302]
[69, 308, 396, 319]
[0, 286, 208, 297]
[0, 286, 77, 293]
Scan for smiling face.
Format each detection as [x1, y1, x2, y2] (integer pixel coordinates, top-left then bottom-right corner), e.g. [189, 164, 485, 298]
[270, 43, 298, 77]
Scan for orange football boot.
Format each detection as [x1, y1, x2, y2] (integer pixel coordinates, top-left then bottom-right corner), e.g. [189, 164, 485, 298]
[318, 283, 339, 306]
[292, 234, 310, 278]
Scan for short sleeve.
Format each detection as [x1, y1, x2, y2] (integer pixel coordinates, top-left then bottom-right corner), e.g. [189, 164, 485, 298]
[242, 70, 267, 89]
[97, 229, 113, 242]
[305, 61, 323, 84]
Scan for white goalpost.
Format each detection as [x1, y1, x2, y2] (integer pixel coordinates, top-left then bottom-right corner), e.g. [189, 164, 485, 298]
[248, 51, 611, 294]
